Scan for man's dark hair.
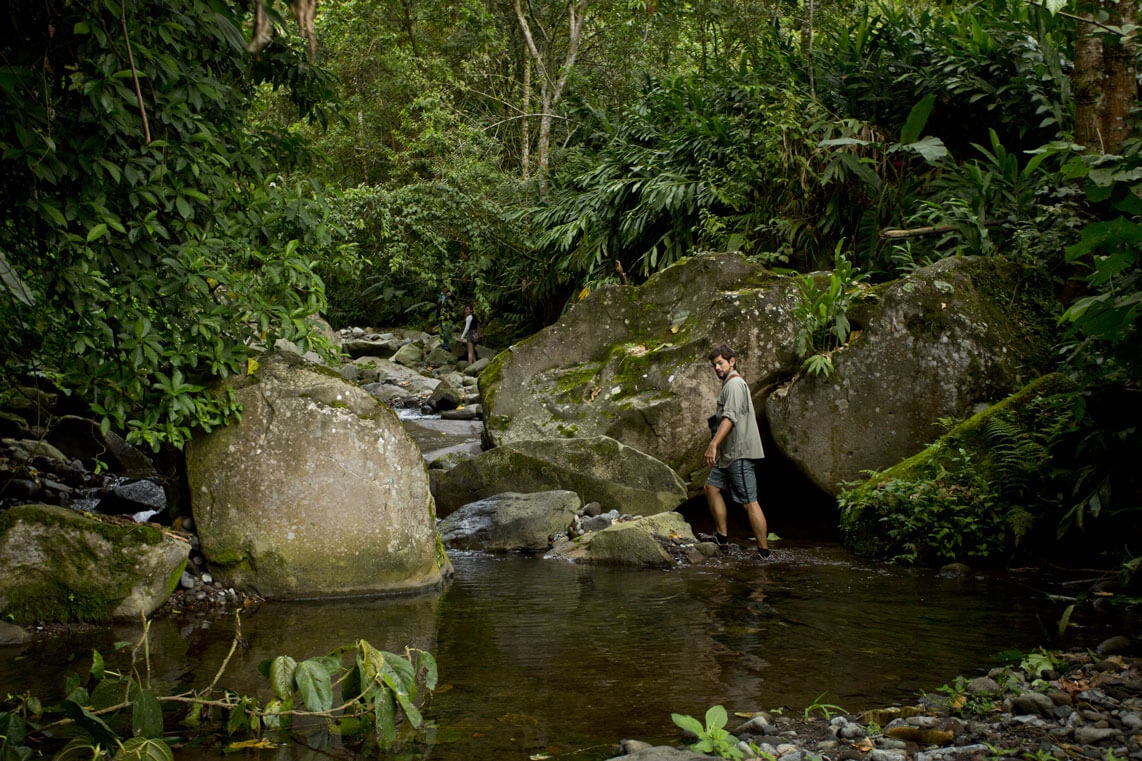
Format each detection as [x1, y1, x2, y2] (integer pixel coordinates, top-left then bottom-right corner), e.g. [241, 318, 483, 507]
[708, 344, 736, 362]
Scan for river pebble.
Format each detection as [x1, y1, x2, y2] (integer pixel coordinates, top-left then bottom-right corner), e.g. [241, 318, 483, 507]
[608, 652, 1141, 761]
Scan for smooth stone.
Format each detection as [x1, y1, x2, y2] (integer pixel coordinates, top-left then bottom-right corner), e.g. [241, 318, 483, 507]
[463, 357, 491, 376]
[441, 405, 481, 420]
[1096, 635, 1131, 655]
[967, 677, 1000, 694]
[180, 572, 196, 590]
[1011, 692, 1055, 717]
[581, 514, 612, 532]
[869, 751, 907, 761]
[1074, 727, 1121, 744]
[733, 715, 771, 734]
[0, 622, 30, 645]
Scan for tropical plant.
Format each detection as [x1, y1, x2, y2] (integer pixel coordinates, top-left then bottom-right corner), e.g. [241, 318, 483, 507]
[837, 375, 1082, 565]
[803, 693, 845, 721]
[792, 244, 869, 377]
[0, 616, 437, 759]
[671, 705, 743, 760]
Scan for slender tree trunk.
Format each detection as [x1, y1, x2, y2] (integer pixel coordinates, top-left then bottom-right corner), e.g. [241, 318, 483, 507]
[521, 54, 532, 180]
[801, 0, 816, 97]
[514, 0, 592, 193]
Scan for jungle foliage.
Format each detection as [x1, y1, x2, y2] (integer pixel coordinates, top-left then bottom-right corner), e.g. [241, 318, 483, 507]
[0, 0, 344, 449]
[1, 0, 1138, 566]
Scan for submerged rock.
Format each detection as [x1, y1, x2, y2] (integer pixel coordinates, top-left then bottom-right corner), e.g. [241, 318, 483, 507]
[0, 504, 188, 623]
[431, 435, 686, 517]
[438, 491, 580, 552]
[185, 352, 451, 598]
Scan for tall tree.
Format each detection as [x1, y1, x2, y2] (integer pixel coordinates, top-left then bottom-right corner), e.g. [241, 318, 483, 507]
[514, 0, 594, 191]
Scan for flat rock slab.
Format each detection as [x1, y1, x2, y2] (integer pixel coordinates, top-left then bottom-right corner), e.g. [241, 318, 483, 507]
[439, 491, 580, 552]
[432, 436, 686, 518]
[547, 511, 695, 566]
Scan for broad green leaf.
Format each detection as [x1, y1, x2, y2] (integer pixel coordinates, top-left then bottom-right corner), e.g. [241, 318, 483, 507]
[62, 700, 118, 748]
[894, 136, 948, 163]
[268, 655, 297, 700]
[86, 223, 108, 243]
[0, 712, 26, 746]
[131, 689, 163, 739]
[415, 650, 438, 690]
[114, 737, 173, 761]
[671, 712, 704, 735]
[373, 688, 397, 748]
[90, 649, 105, 680]
[900, 94, 937, 145]
[0, 251, 34, 306]
[294, 659, 334, 712]
[704, 704, 728, 730]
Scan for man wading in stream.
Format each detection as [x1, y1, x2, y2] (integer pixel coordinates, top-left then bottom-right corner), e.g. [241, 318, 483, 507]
[704, 344, 771, 559]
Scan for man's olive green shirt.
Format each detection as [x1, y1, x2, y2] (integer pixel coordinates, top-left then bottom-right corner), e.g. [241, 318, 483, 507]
[715, 372, 765, 468]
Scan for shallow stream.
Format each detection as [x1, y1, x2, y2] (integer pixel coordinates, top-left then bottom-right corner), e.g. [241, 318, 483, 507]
[1, 546, 1062, 761]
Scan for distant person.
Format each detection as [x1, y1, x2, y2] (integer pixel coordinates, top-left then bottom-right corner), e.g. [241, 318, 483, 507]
[437, 287, 452, 350]
[703, 343, 770, 559]
[458, 305, 481, 364]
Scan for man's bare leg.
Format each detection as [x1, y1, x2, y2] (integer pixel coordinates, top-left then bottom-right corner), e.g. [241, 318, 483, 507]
[743, 501, 768, 550]
[704, 483, 728, 538]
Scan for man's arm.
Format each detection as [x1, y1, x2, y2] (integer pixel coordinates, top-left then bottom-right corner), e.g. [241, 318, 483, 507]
[705, 417, 734, 466]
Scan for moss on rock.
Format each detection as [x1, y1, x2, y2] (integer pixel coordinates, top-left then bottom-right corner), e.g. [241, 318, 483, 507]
[838, 373, 1079, 565]
[0, 504, 189, 623]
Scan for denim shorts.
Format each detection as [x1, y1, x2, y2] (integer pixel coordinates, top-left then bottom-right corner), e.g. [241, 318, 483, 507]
[706, 459, 760, 504]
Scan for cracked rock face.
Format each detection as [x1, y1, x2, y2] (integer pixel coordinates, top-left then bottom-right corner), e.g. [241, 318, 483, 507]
[185, 352, 451, 598]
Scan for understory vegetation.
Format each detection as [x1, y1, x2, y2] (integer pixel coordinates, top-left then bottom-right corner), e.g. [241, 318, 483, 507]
[0, 0, 1138, 573]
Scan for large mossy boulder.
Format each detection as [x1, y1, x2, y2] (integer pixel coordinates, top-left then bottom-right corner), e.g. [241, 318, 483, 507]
[837, 373, 1077, 565]
[546, 511, 696, 566]
[766, 256, 1056, 494]
[185, 352, 451, 598]
[431, 436, 686, 517]
[0, 504, 189, 623]
[479, 254, 803, 480]
[438, 491, 581, 552]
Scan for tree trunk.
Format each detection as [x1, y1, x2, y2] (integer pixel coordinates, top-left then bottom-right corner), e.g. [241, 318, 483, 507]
[521, 54, 531, 180]
[514, 0, 592, 193]
[1073, 0, 1138, 155]
[1102, 0, 1138, 153]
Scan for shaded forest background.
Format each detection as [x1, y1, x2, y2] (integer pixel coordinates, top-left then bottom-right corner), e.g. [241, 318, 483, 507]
[0, 0, 1138, 571]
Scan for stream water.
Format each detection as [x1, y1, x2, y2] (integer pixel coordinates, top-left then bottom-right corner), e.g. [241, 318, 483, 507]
[0, 413, 1076, 761]
[1, 546, 1061, 761]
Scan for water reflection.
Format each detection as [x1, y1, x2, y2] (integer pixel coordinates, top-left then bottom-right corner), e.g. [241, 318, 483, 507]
[1, 542, 1053, 761]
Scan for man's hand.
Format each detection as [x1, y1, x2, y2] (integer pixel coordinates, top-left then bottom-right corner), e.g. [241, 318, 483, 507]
[704, 442, 718, 467]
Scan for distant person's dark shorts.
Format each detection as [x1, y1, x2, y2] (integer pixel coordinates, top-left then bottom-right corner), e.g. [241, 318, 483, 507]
[706, 459, 760, 504]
